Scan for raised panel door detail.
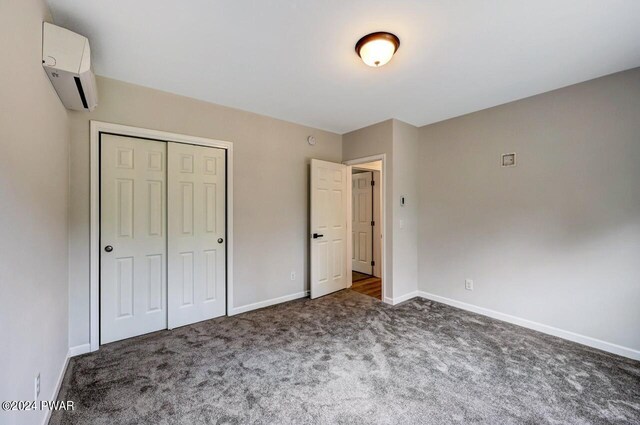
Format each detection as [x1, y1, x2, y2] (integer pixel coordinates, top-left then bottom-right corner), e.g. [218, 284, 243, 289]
[204, 249, 217, 301]
[204, 183, 217, 233]
[317, 241, 328, 283]
[148, 180, 163, 237]
[181, 154, 194, 173]
[358, 233, 367, 261]
[181, 182, 194, 235]
[180, 252, 194, 306]
[117, 179, 134, 238]
[116, 148, 134, 169]
[116, 257, 134, 318]
[358, 193, 367, 221]
[332, 239, 343, 279]
[204, 157, 217, 175]
[352, 231, 356, 259]
[148, 151, 163, 171]
[318, 189, 329, 230]
[101, 134, 167, 345]
[319, 167, 327, 182]
[331, 189, 343, 228]
[352, 195, 356, 221]
[147, 254, 162, 312]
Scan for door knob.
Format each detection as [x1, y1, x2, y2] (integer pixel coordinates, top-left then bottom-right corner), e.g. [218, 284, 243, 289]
[312, 233, 324, 239]
[104, 245, 113, 252]
[217, 238, 224, 243]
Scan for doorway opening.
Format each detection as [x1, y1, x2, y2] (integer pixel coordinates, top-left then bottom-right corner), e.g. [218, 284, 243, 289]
[349, 160, 383, 300]
[309, 154, 387, 302]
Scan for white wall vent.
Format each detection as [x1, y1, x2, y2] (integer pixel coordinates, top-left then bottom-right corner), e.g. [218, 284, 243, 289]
[42, 22, 98, 111]
[501, 153, 516, 167]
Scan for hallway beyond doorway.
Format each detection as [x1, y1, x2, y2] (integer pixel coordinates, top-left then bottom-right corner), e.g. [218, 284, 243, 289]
[351, 271, 382, 300]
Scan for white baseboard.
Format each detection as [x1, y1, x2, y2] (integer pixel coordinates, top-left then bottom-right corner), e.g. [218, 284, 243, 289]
[228, 290, 309, 315]
[385, 291, 420, 306]
[68, 343, 91, 357]
[42, 349, 71, 425]
[416, 291, 640, 361]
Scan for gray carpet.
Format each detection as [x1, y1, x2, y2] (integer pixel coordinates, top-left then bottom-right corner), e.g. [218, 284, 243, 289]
[51, 290, 640, 424]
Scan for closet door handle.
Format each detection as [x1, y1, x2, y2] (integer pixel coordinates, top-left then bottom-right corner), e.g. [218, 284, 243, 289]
[312, 233, 324, 239]
[104, 245, 113, 252]
[218, 238, 224, 244]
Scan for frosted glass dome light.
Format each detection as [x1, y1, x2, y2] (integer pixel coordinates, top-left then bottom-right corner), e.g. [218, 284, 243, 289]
[355, 32, 400, 67]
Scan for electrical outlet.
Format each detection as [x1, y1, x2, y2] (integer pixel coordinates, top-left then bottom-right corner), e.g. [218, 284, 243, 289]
[290, 271, 296, 281]
[465, 279, 474, 291]
[35, 373, 40, 401]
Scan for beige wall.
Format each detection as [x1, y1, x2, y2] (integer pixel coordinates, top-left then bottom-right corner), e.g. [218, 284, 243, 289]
[0, 1, 70, 424]
[343, 120, 394, 299]
[68, 77, 342, 347]
[391, 120, 419, 299]
[418, 68, 640, 352]
[343, 119, 420, 301]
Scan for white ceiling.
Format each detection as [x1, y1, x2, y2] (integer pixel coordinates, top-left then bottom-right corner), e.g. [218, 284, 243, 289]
[47, 0, 640, 134]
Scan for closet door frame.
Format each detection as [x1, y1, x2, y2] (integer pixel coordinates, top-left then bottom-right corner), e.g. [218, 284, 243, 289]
[89, 121, 234, 353]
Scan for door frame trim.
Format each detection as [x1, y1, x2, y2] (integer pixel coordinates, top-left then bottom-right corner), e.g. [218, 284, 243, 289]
[343, 154, 387, 303]
[89, 120, 234, 352]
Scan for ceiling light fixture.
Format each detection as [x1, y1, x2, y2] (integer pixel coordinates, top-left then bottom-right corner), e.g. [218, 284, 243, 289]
[355, 32, 400, 67]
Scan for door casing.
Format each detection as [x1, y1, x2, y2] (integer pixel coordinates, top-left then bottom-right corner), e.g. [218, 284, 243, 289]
[90, 121, 234, 352]
[344, 155, 387, 302]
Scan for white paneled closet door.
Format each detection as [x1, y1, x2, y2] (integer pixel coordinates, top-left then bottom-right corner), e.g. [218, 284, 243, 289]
[100, 134, 167, 344]
[167, 142, 226, 328]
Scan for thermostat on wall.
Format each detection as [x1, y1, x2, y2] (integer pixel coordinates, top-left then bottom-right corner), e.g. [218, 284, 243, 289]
[501, 152, 516, 167]
[307, 136, 316, 146]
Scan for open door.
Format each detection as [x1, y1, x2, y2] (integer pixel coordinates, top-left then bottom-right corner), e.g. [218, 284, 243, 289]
[310, 159, 348, 299]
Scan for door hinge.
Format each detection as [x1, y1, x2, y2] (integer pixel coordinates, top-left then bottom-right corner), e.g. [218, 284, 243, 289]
[371, 261, 375, 266]
[371, 180, 375, 186]
[371, 220, 375, 226]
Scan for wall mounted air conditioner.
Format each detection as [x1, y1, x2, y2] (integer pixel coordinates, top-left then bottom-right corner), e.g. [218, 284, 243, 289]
[42, 22, 98, 111]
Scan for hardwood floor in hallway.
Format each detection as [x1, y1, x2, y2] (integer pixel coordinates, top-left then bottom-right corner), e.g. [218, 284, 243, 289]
[350, 271, 382, 300]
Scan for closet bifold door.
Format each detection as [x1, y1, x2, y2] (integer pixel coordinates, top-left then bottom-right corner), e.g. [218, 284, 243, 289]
[167, 142, 226, 328]
[100, 134, 167, 344]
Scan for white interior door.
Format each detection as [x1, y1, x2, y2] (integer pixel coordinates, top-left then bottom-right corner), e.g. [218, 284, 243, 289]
[310, 159, 348, 299]
[167, 142, 226, 328]
[352, 172, 373, 275]
[100, 134, 167, 344]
